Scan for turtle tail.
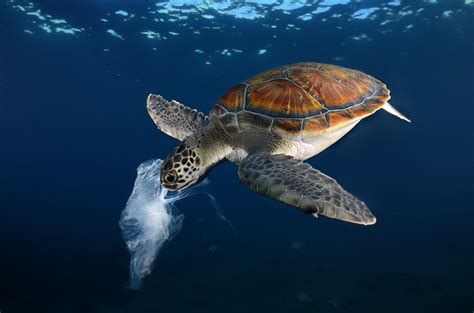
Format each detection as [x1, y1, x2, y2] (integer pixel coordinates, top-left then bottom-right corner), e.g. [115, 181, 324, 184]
[382, 103, 411, 123]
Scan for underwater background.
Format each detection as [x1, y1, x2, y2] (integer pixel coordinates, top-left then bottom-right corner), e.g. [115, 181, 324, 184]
[0, 0, 473, 312]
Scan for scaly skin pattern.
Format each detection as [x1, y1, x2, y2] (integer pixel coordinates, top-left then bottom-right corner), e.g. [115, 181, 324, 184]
[160, 118, 233, 190]
[147, 94, 209, 141]
[160, 116, 377, 225]
[238, 154, 376, 225]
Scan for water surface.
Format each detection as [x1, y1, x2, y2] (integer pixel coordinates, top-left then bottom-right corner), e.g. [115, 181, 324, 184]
[0, 1, 473, 312]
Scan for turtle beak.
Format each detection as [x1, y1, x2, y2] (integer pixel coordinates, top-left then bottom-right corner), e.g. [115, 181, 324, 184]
[161, 181, 178, 191]
[162, 180, 194, 192]
[160, 168, 178, 191]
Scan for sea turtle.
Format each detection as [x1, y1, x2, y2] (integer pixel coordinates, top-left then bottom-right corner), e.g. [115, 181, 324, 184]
[147, 62, 410, 225]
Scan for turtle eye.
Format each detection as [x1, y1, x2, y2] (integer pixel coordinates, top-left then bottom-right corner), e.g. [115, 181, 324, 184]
[164, 171, 177, 183]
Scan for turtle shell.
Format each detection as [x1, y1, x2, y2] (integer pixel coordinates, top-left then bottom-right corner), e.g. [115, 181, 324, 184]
[212, 62, 390, 142]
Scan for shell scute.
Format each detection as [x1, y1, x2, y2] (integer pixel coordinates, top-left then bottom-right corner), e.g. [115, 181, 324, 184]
[246, 67, 286, 84]
[314, 64, 376, 96]
[218, 112, 239, 133]
[347, 104, 375, 118]
[327, 111, 354, 127]
[211, 104, 227, 116]
[237, 111, 273, 131]
[246, 79, 325, 118]
[272, 119, 302, 141]
[217, 83, 246, 112]
[303, 116, 328, 132]
[286, 65, 367, 110]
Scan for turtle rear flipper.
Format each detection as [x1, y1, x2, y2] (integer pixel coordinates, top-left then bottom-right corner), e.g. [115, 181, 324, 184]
[147, 94, 209, 141]
[238, 154, 376, 225]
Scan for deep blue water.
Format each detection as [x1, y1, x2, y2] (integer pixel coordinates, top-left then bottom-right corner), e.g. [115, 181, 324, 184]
[1, 1, 473, 312]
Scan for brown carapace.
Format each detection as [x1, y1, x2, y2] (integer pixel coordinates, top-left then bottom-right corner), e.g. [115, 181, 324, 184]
[214, 62, 391, 141]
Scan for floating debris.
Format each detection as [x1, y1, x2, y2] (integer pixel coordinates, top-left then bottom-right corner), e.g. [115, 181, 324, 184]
[55, 27, 82, 35]
[328, 296, 350, 310]
[296, 292, 313, 302]
[115, 10, 129, 17]
[107, 29, 124, 39]
[50, 19, 66, 24]
[39, 24, 52, 33]
[141, 30, 161, 39]
[442, 10, 453, 18]
[291, 241, 304, 250]
[208, 244, 218, 253]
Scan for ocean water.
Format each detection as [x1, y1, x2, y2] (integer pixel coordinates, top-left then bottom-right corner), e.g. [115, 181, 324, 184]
[0, 0, 473, 312]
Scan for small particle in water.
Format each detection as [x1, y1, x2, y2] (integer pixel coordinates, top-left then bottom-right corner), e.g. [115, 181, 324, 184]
[351, 33, 370, 41]
[257, 49, 267, 55]
[298, 13, 312, 21]
[291, 241, 304, 250]
[107, 29, 124, 40]
[208, 244, 217, 252]
[55, 27, 82, 35]
[39, 24, 52, 33]
[296, 292, 313, 302]
[141, 30, 161, 39]
[50, 19, 66, 24]
[328, 296, 350, 310]
[442, 10, 453, 18]
[115, 10, 129, 17]
[219, 49, 232, 56]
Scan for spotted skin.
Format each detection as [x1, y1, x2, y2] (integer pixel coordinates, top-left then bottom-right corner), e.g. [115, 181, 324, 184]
[238, 154, 376, 225]
[147, 94, 209, 141]
[160, 141, 203, 191]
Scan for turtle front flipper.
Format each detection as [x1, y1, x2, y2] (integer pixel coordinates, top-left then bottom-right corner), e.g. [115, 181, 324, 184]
[147, 94, 209, 141]
[238, 154, 376, 225]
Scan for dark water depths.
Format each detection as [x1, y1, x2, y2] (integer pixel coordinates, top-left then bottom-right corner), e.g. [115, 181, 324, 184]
[0, 1, 473, 312]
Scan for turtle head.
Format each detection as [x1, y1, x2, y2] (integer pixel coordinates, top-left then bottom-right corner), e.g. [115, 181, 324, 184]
[160, 143, 204, 191]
